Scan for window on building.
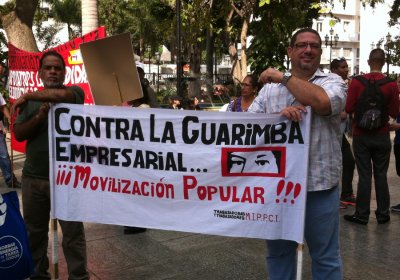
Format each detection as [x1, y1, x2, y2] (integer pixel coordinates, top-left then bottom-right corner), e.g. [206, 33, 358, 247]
[316, 22, 323, 32]
[332, 48, 340, 58]
[343, 48, 352, 58]
[343, 21, 350, 33]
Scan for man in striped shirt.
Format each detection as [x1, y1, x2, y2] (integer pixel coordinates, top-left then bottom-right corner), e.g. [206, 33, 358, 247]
[249, 28, 346, 280]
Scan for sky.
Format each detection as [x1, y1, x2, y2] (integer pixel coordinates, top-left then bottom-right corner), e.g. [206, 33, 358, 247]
[359, 0, 400, 73]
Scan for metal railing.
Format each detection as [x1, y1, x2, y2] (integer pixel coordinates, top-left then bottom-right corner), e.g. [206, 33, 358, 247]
[144, 73, 234, 86]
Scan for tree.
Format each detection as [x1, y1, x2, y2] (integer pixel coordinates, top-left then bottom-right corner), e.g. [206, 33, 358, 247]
[0, 0, 40, 52]
[98, 0, 174, 59]
[47, 0, 82, 40]
[249, 0, 320, 75]
[81, 0, 98, 34]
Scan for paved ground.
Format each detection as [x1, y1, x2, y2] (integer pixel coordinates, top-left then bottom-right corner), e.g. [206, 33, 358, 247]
[2, 133, 400, 280]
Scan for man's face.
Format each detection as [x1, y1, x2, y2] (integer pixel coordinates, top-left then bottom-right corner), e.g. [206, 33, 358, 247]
[288, 32, 322, 72]
[332, 61, 349, 80]
[39, 55, 65, 89]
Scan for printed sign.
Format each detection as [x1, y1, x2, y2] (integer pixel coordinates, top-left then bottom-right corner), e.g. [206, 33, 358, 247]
[49, 105, 311, 242]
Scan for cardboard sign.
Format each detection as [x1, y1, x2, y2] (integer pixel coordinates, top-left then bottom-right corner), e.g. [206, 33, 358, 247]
[80, 33, 143, 106]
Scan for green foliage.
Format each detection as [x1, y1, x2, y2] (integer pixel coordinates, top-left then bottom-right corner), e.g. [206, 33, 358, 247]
[0, 1, 15, 16]
[34, 23, 63, 51]
[98, 0, 174, 56]
[389, 0, 400, 26]
[48, 0, 82, 38]
[249, 0, 320, 75]
[0, 32, 8, 63]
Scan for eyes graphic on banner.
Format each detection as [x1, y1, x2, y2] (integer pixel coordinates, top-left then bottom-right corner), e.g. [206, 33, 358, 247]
[221, 147, 286, 177]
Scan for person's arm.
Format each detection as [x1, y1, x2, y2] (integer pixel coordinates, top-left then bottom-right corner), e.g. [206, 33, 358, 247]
[390, 121, 400, 131]
[388, 84, 400, 119]
[1, 104, 10, 122]
[11, 87, 79, 115]
[258, 68, 332, 115]
[146, 86, 159, 108]
[14, 102, 49, 142]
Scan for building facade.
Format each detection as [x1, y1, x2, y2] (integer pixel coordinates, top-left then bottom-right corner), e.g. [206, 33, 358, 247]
[313, 0, 399, 76]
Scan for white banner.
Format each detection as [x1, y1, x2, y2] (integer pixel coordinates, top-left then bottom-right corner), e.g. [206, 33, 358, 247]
[49, 104, 311, 243]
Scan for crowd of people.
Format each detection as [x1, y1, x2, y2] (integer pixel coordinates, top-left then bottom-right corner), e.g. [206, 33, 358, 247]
[3, 27, 400, 279]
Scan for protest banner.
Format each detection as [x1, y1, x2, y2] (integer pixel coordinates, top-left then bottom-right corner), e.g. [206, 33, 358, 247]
[49, 104, 311, 243]
[8, 26, 107, 153]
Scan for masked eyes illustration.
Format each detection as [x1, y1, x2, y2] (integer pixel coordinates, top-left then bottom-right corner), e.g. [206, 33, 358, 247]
[221, 147, 286, 177]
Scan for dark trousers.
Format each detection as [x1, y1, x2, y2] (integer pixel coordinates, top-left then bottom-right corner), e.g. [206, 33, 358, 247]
[22, 175, 89, 280]
[341, 135, 355, 198]
[394, 143, 400, 176]
[352, 133, 391, 220]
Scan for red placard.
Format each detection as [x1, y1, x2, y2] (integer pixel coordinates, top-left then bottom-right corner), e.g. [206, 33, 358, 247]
[8, 27, 106, 153]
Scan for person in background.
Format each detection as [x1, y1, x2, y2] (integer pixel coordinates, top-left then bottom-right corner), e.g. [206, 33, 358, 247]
[226, 74, 259, 112]
[344, 48, 399, 225]
[330, 58, 356, 209]
[183, 96, 201, 110]
[0, 62, 21, 188]
[12, 51, 89, 280]
[390, 75, 400, 212]
[0, 94, 21, 188]
[249, 28, 346, 279]
[122, 63, 152, 234]
[0, 63, 8, 88]
[136, 62, 158, 108]
[168, 95, 182, 109]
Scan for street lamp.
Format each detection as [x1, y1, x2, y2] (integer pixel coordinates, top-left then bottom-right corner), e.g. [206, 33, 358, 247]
[155, 51, 160, 94]
[384, 32, 392, 75]
[325, 28, 339, 63]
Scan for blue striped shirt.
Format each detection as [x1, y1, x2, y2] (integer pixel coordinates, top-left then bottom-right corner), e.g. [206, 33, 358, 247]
[248, 69, 347, 192]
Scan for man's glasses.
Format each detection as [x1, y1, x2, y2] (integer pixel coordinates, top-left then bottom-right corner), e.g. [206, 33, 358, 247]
[293, 42, 321, 50]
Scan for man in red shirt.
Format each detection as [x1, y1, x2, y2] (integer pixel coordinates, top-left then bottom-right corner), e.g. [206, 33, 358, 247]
[344, 48, 399, 225]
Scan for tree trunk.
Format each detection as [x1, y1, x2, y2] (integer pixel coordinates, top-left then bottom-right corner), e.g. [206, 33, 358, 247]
[206, 28, 215, 93]
[81, 0, 98, 35]
[240, 18, 249, 80]
[1, 0, 39, 52]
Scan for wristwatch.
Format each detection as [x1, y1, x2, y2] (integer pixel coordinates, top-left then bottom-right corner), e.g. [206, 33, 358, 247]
[282, 71, 292, 86]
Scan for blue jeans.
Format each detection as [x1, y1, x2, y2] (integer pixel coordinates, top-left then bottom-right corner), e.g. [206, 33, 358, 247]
[266, 186, 342, 280]
[0, 132, 12, 183]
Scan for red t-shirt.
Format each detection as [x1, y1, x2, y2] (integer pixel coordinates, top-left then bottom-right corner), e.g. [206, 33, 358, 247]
[346, 72, 399, 136]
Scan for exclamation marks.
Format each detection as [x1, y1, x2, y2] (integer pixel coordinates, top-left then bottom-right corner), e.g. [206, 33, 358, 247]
[56, 165, 73, 186]
[275, 180, 302, 204]
[275, 180, 285, 203]
[292, 183, 301, 204]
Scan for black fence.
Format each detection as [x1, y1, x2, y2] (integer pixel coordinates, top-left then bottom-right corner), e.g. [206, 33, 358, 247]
[144, 73, 234, 86]
[143, 73, 237, 110]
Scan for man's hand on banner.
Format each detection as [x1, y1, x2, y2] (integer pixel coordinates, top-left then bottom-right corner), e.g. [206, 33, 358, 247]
[280, 105, 307, 122]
